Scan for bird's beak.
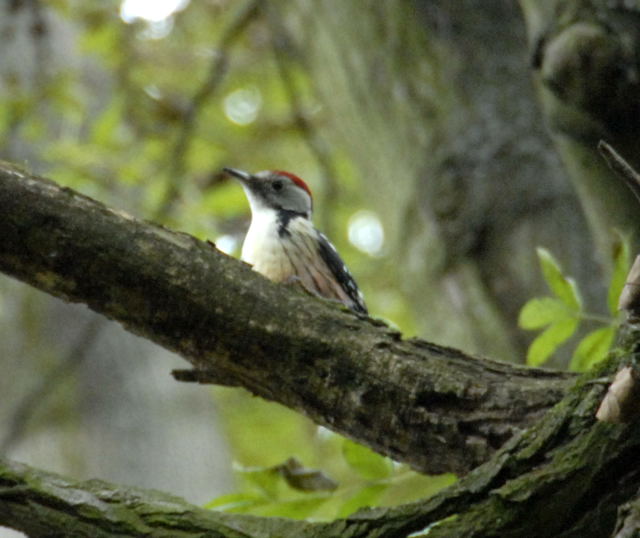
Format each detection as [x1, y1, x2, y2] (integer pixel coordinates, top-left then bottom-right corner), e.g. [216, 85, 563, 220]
[224, 167, 253, 184]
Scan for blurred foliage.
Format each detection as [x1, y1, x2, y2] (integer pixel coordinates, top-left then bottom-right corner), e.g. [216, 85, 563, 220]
[211, 387, 454, 519]
[518, 234, 630, 371]
[0, 0, 435, 517]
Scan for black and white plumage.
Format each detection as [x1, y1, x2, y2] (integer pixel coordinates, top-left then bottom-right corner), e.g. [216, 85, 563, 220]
[224, 167, 367, 314]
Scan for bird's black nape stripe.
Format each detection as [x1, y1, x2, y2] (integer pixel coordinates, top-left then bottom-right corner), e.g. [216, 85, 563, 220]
[276, 208, 307, 238]
[317, 233, 367, 314]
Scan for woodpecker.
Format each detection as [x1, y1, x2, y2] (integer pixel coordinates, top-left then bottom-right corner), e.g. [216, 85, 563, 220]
[224, 167, 367, 314]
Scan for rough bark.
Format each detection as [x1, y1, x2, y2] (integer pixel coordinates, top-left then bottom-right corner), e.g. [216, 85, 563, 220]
[0, 162, 575, 477]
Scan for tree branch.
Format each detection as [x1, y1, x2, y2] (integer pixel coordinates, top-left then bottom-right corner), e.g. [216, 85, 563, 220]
[0, 456, 310, 537]
[0, 162, 574, 475]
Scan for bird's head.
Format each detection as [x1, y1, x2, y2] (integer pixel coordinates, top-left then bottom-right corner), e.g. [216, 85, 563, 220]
[224, 168, 313, 218]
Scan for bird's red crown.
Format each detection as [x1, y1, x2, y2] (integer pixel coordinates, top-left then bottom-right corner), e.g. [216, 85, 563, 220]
[274, 170, 312, 199]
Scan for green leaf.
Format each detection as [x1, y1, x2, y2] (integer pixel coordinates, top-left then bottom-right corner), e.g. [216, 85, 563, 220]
[608, 233, 631, 315]
[236, 465, 281, 498]
[518, 297, 573, 329]
[253, 495, 329, 519]
[205, 492, 266, 512]
[380, 471, 456, 507]
[342, 439, 393, 480]
[337, 483, 389, 518]
[570, 326, 616, 372]
[526, 317, 578, 366]
[536, 248, 582, 310]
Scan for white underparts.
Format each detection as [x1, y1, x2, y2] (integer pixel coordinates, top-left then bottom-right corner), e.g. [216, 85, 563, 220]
[241, 209, 357, 308]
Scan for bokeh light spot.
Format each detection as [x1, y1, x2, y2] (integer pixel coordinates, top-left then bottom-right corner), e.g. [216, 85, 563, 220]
[120, 0, 190, 23]
[224, 87, 262, 126]
[215, 234, 239, 255]
[348, 210, 385, 256]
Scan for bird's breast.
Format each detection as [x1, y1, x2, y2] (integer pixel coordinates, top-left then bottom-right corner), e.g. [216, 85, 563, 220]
[241, 220, 296, 282]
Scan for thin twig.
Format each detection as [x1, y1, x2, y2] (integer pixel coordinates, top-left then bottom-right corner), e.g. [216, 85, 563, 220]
[598, 140, 640, 203]
[172, 368, 239, 387]
[154, 0, 262, 219]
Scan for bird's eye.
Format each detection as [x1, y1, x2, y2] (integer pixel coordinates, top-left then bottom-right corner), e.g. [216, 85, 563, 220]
[272, 180, 284, 191]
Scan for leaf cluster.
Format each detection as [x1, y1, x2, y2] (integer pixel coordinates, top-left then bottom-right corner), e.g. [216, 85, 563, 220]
[209, 388, 454, 520]
[518, 237, 630, 370]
